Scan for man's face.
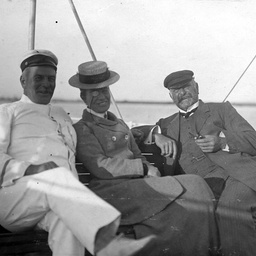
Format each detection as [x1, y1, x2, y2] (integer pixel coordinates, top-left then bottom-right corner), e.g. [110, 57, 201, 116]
[83, 86, 111, 113]
[169, 80, 199, 111]
[20, 66, 56, 104]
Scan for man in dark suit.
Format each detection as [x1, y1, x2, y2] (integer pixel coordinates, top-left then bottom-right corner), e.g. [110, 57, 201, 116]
[137, 70, 256, 256]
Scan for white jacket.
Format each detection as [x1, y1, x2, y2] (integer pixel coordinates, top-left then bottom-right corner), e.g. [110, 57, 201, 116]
[0, 95, 77, 187]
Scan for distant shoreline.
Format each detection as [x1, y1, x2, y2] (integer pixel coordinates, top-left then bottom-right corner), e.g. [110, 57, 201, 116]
[1, 97, 256, 107]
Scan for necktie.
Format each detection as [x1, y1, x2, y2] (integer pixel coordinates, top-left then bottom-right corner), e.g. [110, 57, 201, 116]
[180, 107, 198, 118]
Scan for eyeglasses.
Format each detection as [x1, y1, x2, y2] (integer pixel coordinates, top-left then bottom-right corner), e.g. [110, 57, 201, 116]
[91, 87, 110, 97]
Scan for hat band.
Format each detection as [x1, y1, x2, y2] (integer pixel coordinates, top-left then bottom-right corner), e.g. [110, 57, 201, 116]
[79, 69, 110, 84]
[23, 62, 57, 71]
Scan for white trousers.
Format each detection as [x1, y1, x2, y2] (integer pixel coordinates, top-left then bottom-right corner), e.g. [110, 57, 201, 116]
[0, 167, 121, 256]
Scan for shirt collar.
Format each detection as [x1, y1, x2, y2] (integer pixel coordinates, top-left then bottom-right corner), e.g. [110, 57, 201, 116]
[86, 107, 107, 119]
[20, 94, 51, 105]
[179, 101, 199, 114]
[20, 94, 34, 104]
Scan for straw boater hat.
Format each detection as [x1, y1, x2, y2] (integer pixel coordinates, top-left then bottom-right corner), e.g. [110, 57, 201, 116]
[20, 49, 58, 72]
[68, 61, 120, 89]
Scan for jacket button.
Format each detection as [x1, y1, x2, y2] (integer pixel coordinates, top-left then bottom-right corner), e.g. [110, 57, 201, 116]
[125, 135, 129, 140]
[112, 136, 117, 141]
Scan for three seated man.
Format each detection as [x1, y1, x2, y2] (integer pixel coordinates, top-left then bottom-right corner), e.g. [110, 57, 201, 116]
[1, 49, 256, 256]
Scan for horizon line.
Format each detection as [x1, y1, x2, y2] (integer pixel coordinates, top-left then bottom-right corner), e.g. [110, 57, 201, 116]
[1, 97, 256, 106]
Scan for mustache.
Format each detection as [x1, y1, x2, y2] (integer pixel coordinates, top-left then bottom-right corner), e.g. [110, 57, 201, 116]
[36, 89, 54, 94]
[178, 95, 192, 102]
[96, 100, 109, 104]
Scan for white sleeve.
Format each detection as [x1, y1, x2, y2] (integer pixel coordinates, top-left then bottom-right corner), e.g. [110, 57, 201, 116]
[0, 105, 30, 187]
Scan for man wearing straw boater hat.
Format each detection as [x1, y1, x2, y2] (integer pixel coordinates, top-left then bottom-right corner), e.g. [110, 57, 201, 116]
[0, 49, 155, 256]
[70, 60, 220, 256]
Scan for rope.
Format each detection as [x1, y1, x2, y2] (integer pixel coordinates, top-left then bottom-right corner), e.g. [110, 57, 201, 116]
[223, 54, 256, 102]
[68, 0, 123, 120]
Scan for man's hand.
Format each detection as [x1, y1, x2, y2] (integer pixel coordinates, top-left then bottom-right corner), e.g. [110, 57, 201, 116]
[195, 135, 226, 153]
[131, 128, 144, 144]
[25, 161, 58, 176]
[146, 165, 161, 177]
[154, 134, 177, 158]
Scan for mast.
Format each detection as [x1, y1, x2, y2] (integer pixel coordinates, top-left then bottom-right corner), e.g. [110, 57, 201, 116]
[28, 0, 37, 50]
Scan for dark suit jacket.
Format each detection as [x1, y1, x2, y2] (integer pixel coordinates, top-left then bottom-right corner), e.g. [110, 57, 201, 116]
[140, 100, 256, 192]
[73, 110, 183, 225]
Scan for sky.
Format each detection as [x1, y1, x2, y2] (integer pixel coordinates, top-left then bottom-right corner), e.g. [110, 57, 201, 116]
[1, 0, 256, 103]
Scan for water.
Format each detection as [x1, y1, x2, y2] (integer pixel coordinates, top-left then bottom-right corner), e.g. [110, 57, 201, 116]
[1, 99, 255, 128]
[52, 101, 256, 129]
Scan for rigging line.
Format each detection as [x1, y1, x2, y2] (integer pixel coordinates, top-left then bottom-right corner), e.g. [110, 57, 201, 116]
[223, 54, 256, 102]
[68, 0, 123, 120]
[68, 0, 96, 61]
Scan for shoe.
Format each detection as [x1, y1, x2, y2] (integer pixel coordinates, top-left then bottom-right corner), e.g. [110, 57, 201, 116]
[97, 233, 156, 256]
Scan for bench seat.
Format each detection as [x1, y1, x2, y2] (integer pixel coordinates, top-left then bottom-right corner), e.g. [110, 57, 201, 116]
[0, 230, 51, 256]
[0, 144, 163, 255]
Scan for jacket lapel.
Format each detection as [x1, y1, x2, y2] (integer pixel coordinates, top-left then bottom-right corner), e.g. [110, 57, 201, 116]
[82, 110, 127, 133]
[167, 114, 180, 140]
[194, 100, 211, 135]
[166, 101, 211, 143]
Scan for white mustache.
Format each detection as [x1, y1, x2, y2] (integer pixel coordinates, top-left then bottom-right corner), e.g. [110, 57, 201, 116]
[179, 95, 191, 102]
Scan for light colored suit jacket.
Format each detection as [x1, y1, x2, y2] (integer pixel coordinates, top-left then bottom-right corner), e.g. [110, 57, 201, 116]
[156, 100, 256, 191]
[0, 95, 77, 187]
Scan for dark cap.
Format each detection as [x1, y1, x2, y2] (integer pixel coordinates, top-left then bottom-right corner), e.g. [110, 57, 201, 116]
[20, 49, 58, 72]
[164, 70, 194, 89]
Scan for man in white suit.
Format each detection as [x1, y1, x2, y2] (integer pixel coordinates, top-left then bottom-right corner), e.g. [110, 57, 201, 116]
[0, 49, 154, 256]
